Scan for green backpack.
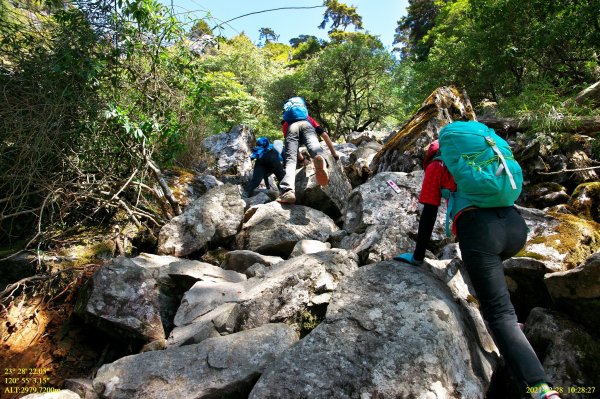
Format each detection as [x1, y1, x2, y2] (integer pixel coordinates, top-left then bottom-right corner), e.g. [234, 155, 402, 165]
[438, 121, 523, 234]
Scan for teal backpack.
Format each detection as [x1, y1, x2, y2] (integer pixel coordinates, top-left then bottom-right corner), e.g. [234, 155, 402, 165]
[438, 121, 523, 235]
[282, 97, 308, 122]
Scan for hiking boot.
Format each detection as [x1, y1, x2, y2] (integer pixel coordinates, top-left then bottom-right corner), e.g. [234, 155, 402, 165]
[277, 190, 296, 204]
[313, 155, 329, 187]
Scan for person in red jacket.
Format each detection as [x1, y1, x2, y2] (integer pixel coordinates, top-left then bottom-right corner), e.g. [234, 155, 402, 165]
[278, 115, 339, 204]
[395, 140, 561, 399]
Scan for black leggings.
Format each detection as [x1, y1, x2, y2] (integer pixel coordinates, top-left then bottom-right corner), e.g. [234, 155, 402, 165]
[244, 150, 284, 196]
[456, 207, 547, 392]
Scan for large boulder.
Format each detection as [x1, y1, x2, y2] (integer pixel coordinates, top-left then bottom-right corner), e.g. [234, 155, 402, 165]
[157, 184, 245, 257]
[294, 152, 353, 221]
[201, 124, 255, 185]
[164, 168, 223, 208]
[340, 171, 449, 263]
[347, 130, 392, 146]
[220, 250, 283, 276]
[344, 143, 381, 188]
[516, 206, 600, 271]
[168, 259, 246, 292]
[93, 324, 298, 399]
[249, 262, 497, 398]
[544, 251, 600, 331]
[236, 202, 339, 257]
[171, 249, 359, 343]
[74, 257, 165, 342]
[235, 249, 359, 333]
[568, 182, 600, 223]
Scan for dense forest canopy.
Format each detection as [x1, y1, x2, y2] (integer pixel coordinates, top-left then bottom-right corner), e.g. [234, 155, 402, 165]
[0, 0, 599, 250]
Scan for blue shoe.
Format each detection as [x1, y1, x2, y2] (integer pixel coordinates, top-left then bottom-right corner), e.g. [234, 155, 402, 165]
[393, 253, 422, 266]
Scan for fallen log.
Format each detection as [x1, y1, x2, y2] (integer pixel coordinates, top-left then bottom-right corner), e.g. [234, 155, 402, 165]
[370, 86, 476, 173]
[478, 116, 600, 137]
[564, 80, 600, 107]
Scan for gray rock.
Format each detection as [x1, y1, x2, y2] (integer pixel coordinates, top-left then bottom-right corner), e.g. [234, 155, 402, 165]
[344, 145, 379, 187]
[236, 202, 339, 257]
[544, 251, 600, 331]
[294, 151, 353, 221]
[168, 259, 246, 292]
[290, 240, 331, 257]
[339, 224, 414, 265]
[341, 171, 450, 262]
[220, 250, 283, 276]
[158, 184, 245, 257]
[235, 249, 359, 332]
[249, 262, 496, 398]
[168, 303, 238, 347]
[516, 205, 599, 271]
[74, 257, 165, 342]
[174, 280, 245, 327]
[93, 324, 298, 399]
[201, 125, 255, 185]
[347, 130, 392, 146]
[63, 379, 99, 399]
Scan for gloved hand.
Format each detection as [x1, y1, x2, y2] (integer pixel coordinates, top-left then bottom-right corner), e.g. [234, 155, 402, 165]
[393, 253, 422, 266]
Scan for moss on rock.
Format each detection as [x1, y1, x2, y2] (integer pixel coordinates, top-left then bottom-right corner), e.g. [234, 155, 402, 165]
[520, 212, 600, 270]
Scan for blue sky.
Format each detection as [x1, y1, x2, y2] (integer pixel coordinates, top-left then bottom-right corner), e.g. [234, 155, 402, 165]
[168, 0, 409, 50]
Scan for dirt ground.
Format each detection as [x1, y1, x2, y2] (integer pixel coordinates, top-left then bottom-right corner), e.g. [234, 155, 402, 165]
[0, 263, 129, 399]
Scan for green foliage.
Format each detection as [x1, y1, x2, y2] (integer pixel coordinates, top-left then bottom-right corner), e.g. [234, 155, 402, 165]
[298, 34, 398, 139]
[319, 0, 364, 33]
[289, 36, 324, 65]
[199, 34, 286, 134]
[258, 27, 278, 46]
[393, 0, 439, 60]
[395, 0, 600, 106]
[189, 19, 212, 38]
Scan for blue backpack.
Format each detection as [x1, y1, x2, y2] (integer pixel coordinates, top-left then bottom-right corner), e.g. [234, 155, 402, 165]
[282, 97, 308, 122]
[438, 121, 523, 234]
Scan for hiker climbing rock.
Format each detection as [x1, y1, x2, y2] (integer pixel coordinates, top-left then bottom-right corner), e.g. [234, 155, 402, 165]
[243, 136, 284, 198]
[278, 97, 339, 204]
[395, 121, 561, 399]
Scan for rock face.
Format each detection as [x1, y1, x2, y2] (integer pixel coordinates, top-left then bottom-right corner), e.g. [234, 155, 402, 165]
[516, 206, 600, 271]
[169, 249, 359, 345]
[201, 124, 255, 184]
[371, 86, 476, 173]
[220, 250, 283, 276]
[93, 324, 298, 399]
[294, 152, 353, 221]
[340, 171, 449, 264]
[235, 249, 359, 332]
[347, 130, 392, 146]
[568, 182, 600, 222]
[158, 184, 245, 257]
[344, 143, 381, 188]
[544, 251, 600, 331]
[249, 262, 496, 398]
[75, 258, 165, 342]
[236, 202, 339, 257]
